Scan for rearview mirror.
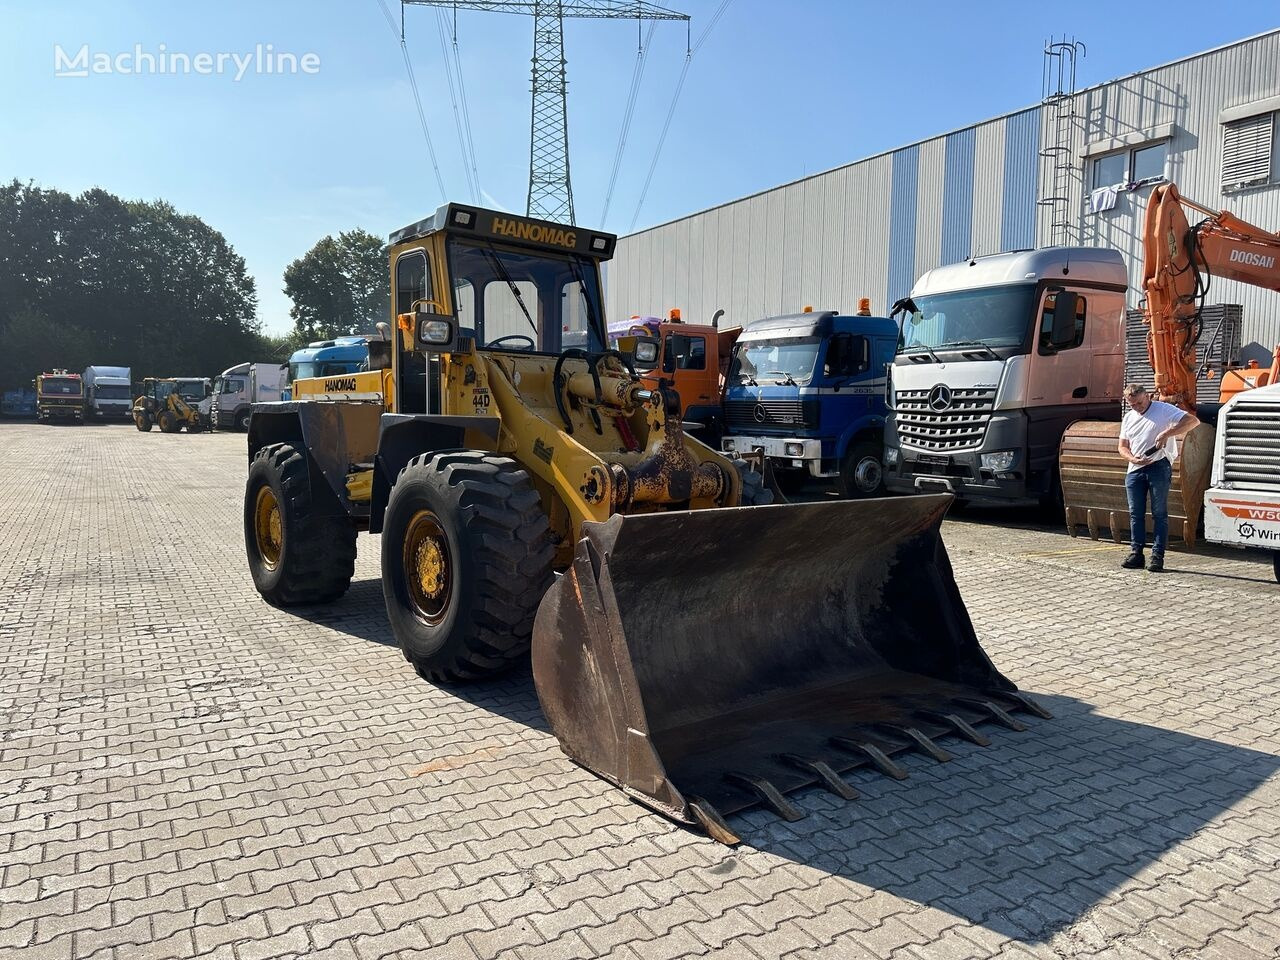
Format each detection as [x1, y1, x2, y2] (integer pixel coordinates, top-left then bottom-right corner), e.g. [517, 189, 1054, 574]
[1050, 291, 1079, 348]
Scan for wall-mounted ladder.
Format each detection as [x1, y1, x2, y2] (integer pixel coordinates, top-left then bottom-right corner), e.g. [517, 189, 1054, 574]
[1038, 38, 1085, 247]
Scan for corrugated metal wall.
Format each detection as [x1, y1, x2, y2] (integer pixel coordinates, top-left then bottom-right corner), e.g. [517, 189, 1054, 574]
[608, 31, 1280, 360]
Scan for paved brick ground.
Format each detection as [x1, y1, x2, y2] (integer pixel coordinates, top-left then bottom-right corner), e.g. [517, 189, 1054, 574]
[2, 421, 1278, 960]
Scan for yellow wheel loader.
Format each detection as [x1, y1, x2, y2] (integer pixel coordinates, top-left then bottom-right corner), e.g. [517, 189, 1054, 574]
[132, 378, 207, 433]
[243, 204, 1048, 842]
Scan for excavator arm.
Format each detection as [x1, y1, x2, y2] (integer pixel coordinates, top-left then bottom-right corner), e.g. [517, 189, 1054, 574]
[1143, 183, 1280, 410]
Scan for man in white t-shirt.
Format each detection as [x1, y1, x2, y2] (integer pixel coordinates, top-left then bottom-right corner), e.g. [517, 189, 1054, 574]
[1117, 383, 1200, 572]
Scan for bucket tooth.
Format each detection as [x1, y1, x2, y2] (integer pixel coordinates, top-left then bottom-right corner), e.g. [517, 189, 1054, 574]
[889, 726, 953, 763]
[955, 698, 1028, 732]
[688, 796, 741, 846]
[918, 711, 992, 747]
[780, 755, 860, 800]
[831, 738, 909, 780]
[989, 689, 1053, 720]
[723, 774, 806, 822]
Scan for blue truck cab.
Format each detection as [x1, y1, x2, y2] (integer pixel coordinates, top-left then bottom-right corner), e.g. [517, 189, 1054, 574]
[719, 309, 898, 497]
[282, 335, 370, 401]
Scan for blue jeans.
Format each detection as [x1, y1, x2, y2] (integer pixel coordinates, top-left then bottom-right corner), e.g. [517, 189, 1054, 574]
[1125, 458, 1173, 556]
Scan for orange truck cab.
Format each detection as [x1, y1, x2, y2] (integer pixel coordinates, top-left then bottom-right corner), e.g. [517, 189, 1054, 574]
[609, 310, 741, 440]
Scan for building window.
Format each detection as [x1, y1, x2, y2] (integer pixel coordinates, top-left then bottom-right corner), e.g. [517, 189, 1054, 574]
[1221, 112, 1274, 191]
[1092, 141, 1168, 189]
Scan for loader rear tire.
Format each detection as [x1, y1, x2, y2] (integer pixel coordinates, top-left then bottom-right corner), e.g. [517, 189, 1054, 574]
[732, 459, 774, 506]
[381, 451, 554, 683]
[244, 442, 357, 606]
[134, 414, 152, 432]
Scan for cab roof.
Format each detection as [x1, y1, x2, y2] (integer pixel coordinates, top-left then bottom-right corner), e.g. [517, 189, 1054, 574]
[912, 247, 1127, 296]
[389, 203, 617, 260]
[739, 311, 898, 342]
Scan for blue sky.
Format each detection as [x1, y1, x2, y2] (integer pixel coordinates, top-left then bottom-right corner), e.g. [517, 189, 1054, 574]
[2, 2, 1277, 334]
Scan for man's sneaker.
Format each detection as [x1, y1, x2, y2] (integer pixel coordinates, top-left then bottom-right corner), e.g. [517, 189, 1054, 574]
[1148, 555, 1165, 573]
[1121, 552, 1145, 569]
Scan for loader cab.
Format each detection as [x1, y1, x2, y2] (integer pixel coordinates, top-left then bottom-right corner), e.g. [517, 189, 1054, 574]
[387, 204, 615, 415]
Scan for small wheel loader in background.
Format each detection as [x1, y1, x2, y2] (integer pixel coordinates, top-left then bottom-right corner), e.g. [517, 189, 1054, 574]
[132, 378, 208, 433]
[243, 204, 1048, 842]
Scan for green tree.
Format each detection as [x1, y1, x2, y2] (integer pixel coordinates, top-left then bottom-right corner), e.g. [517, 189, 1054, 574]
[283, 228, 389, 341]
[0, 179, 262, 391]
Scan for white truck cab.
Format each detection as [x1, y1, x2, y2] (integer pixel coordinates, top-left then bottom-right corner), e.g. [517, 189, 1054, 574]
[883, 247, 1127, 505]
[211, 363, 287, 431]
[1204, 383, 1280, 582]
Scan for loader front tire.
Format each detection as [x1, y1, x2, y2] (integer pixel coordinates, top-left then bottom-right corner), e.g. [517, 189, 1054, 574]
[244, 442, 357, 606]
[382, 451, 554, 683]
[158, 411, 179, 433]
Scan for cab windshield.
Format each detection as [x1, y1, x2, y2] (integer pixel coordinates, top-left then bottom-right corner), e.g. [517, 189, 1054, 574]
[94, 385, 131, 400]
[728, 337, 821, 386]
[288, 360, 361, 383]
[41, 378, 82, 395]
[900, 284, 1037, 353]
[447, 238, 606, 353]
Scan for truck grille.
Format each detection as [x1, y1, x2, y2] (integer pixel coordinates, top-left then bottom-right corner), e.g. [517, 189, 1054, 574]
[724, 399, 817, 430]
[211, 396, 222, 425]
[894, 387, 996, 451]
[1222, 399, 1280, 490]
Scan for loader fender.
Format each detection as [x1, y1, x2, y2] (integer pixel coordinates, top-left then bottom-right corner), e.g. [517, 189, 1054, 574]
[248, 401, 382, 518]
[370, 414, 500, 533]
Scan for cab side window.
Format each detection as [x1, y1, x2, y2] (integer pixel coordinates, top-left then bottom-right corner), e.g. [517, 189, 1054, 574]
[395, 251, 431, 317]
[825, 335, 870, 377]
[1038, 293, 1088, 353]
[662, 334, 707, 372]
[221, 378, 245, 394]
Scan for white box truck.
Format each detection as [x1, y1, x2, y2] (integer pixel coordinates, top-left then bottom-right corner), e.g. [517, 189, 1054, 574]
[211, 362, 287, 430]
[82, 365, 133, 420]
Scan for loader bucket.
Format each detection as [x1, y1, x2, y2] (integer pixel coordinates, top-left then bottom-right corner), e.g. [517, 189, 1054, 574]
[1060, 420, 1215, 547]
[531, 494, 1049, 841]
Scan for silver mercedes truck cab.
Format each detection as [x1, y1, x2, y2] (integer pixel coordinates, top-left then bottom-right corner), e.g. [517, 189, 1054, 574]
[883, 247, 1126, 505]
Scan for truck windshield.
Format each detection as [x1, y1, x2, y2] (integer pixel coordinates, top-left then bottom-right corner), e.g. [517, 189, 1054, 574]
[901, 284, 1037, 352]
[41, 378, 82, 395]
[729, 338, 821, 386]
[95, 385, 132, 400]
[447, 238, 606, 353]
[288, 361, 361, 383]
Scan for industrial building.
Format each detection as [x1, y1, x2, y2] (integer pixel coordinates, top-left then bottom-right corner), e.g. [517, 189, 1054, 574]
[607, 29, 1280, 366]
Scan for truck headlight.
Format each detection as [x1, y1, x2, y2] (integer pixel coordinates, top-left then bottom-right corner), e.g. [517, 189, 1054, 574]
[980, 450, 1016, 472]
[784, 442, 804, 457]
[722, 438, 736, 451]
[884, 447, 899, 466]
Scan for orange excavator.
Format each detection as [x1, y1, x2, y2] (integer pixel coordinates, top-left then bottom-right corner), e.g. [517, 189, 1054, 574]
[1061, 183, 1280, 546]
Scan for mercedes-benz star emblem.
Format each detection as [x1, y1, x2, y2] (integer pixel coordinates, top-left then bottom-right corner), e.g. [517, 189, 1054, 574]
[928, 384, 953, 411]
[753, 403, 768, 423]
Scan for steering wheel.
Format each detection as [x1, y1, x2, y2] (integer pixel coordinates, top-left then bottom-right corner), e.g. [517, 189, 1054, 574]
[489, 334, 536, 350]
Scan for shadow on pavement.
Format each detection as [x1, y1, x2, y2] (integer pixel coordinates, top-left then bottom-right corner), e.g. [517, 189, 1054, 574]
[735, 691, 1280, 942]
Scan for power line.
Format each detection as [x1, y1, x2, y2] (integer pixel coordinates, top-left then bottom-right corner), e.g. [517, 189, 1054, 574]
[600, 19, 657, 227]
[374, 0, 449, 202]
[448, 12, 483, 205]
[435, 11, 480, 203]
[627, 0, 733, 232]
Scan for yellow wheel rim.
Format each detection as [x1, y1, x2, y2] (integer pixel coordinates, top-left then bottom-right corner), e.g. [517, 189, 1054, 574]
[403, 510, 451, 625]
[254, 486, 283, 570]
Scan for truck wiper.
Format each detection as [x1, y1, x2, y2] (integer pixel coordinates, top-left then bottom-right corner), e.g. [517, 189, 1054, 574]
[902, 344, 942, 364]
[938, 339, 1000, 359]
[737, 373, 758, 386]
[766, 370, 798, 386]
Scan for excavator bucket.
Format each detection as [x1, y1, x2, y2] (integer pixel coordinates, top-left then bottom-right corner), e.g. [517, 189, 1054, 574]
[1060, 421, 1216, 547]
[531, 494, 1049, 842]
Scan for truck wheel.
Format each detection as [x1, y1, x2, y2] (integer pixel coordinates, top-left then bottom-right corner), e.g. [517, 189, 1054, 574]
[134, 414, 152, 432]
[236, 409, 252, 432]
[731, 459, 774, 506]
[381, 451, 554, 683]
[837, 441, 884, 498]
[245, 443, 357, 605]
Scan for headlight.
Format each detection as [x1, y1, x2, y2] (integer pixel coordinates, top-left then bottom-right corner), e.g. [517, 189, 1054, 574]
[784, 442, 804, 457]
[980, 450, 1016, 472]
[722, 438, 736, 451]
[884, 447, 899, 466]
[418, 319, 452, 344]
